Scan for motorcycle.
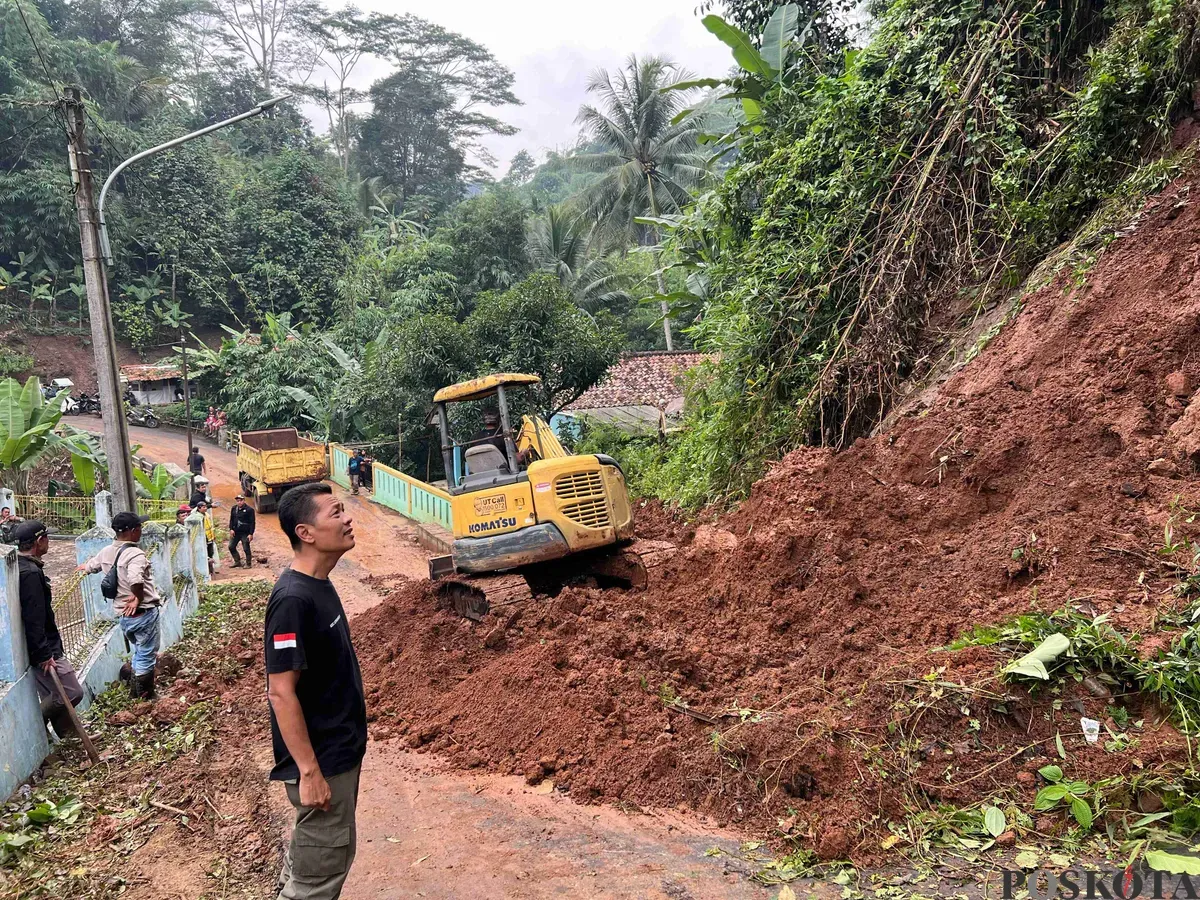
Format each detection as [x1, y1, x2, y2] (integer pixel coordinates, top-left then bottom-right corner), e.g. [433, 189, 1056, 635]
[75, 393, 101, 415]
[126, 405, 160, 428]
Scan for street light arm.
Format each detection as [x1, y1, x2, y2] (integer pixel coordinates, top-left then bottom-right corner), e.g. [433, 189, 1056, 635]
[97, 95, 290, 262]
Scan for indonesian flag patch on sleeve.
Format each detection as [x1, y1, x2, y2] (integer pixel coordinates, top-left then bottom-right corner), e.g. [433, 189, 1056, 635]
[273, 633, 297, 649]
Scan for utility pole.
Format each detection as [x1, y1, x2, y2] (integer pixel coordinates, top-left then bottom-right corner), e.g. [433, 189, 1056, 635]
[175, 264, 194, 462]
[64, 87, 138, 514]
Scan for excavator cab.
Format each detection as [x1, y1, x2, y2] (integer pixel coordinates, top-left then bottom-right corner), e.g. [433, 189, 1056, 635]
[432, 373, 540, 494]
[428, 373, 635, 572]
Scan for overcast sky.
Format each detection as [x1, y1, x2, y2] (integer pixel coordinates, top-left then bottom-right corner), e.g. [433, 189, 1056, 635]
[318, 0, 733, 175]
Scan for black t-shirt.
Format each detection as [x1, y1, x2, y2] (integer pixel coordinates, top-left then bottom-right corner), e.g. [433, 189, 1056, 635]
[263, 569, 367, 781]
[189, 453, 204, 474]
[472, 428, 507, 456]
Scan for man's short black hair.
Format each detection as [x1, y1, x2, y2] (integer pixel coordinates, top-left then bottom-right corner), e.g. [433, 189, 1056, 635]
[278, 482, 333, 550]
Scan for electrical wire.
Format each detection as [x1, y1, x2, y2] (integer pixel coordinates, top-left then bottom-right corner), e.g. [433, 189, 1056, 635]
[12, 0, 69, 137]
[13, 0, 57, 98]
[0, 110, 55, 149]
[83, 107, 129, 163]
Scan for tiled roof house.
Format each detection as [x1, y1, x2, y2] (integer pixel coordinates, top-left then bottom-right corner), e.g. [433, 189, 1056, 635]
[562, 350, 714, 432]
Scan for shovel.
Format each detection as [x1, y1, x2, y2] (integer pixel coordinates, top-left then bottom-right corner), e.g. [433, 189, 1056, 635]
[47, 667, 100, 764]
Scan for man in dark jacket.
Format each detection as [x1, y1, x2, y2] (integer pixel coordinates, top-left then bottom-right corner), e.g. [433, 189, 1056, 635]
[228, 494, 256, 568]
[189, 475, 210, 509]
[15, 521, 84, 739]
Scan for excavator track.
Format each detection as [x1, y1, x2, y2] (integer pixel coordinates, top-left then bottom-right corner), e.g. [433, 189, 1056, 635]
[432, 540, 676, 620]
[579, 539, 676, 589]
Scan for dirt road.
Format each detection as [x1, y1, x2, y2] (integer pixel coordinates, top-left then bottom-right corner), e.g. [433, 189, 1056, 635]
[79, 421, 777, 898]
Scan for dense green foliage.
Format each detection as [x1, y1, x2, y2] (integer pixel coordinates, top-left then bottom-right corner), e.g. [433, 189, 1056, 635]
[0, 1, 711, 479]
[16, 0, 1181, 513]
[571, 419, 672, 499]
[645, 0, 1200, 506]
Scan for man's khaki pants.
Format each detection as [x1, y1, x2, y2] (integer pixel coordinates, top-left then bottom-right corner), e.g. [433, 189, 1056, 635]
[277, 765, 361, 900]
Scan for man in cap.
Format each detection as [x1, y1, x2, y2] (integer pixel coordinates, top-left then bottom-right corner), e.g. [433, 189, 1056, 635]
[228, 494, 256, 568]
[175, 504, 192, 527]
[78, 512, 161, 698]
[16, 521, 85, 739]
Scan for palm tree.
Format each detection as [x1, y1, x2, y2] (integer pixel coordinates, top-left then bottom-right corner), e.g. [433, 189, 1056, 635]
[574, 55, 708, 349]
[527, 206, 631, 313]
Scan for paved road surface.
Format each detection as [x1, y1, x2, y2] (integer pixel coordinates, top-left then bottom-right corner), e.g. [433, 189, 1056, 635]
[76, 420, 779, 899]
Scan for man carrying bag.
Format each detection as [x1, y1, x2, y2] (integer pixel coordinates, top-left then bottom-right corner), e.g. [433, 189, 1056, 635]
[78, 512, 161, 698]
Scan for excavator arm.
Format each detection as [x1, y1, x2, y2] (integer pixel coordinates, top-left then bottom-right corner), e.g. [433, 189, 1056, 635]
[515, 415, 568, 462]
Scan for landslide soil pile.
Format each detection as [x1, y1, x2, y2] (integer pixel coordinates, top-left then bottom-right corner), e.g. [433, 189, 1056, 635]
[355, 176, 1200, 861]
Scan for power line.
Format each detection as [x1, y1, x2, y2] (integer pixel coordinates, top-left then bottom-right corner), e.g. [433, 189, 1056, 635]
[13, 0, 59, 99]
[83, 107, 130, 163]
[0, 110, 55, 149]
[13, 0, 69, 137]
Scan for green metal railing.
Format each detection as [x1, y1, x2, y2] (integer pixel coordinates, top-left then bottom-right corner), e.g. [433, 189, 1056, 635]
[13, 495, 95, 534]
[137, 498, 183, 523]
[372, 461, 453, 531]
[329, 443, 351, 490]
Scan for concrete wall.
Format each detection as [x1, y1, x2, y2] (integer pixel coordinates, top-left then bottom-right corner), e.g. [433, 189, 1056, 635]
[0, 544, 48, 799]
[0, 512, 208, 800]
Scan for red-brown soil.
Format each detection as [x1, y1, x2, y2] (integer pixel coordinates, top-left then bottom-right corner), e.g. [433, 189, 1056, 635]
[353, 174, 1200, 861]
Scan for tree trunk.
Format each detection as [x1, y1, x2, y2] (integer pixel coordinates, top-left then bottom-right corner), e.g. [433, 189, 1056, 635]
[653, 249, 674, 351]
[645, 175, 674, 351]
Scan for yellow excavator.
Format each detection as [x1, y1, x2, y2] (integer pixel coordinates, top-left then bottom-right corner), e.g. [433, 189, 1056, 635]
[426, 373, 672, 618]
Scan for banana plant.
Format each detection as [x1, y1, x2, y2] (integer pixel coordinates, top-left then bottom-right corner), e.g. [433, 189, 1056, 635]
[132, 463, 191, 501]
[57, 425, 108, 495]
[666, 4, 812, 128]
[0, 376, 67, 494]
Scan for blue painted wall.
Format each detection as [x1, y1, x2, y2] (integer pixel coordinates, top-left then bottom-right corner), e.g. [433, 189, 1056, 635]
[0, 508, 210, 802]
[0, 676, 49, 801]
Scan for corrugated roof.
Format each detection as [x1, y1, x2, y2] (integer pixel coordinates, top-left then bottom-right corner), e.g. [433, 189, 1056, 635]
[565, 351, 713, 412]
[121, 363, 181, 381]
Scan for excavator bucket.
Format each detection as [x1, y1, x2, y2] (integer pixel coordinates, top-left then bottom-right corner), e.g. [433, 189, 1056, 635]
[434, 574, 532, 621]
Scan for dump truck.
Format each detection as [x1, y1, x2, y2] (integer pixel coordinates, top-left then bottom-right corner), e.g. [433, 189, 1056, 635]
[237, 428, 328, 513]
[424, 373, 673, 618]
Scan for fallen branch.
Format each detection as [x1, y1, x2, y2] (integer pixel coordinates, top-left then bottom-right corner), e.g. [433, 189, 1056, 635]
[150, 799, 196, 830]
[662, 701, 724, 726]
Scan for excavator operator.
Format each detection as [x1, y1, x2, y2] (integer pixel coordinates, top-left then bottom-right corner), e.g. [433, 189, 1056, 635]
[471, 409, 531, 468]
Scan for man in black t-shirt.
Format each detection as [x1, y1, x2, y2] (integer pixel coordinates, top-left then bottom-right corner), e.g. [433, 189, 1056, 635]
[188, 448, 206, 477]
[265, 482, 364, 899]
